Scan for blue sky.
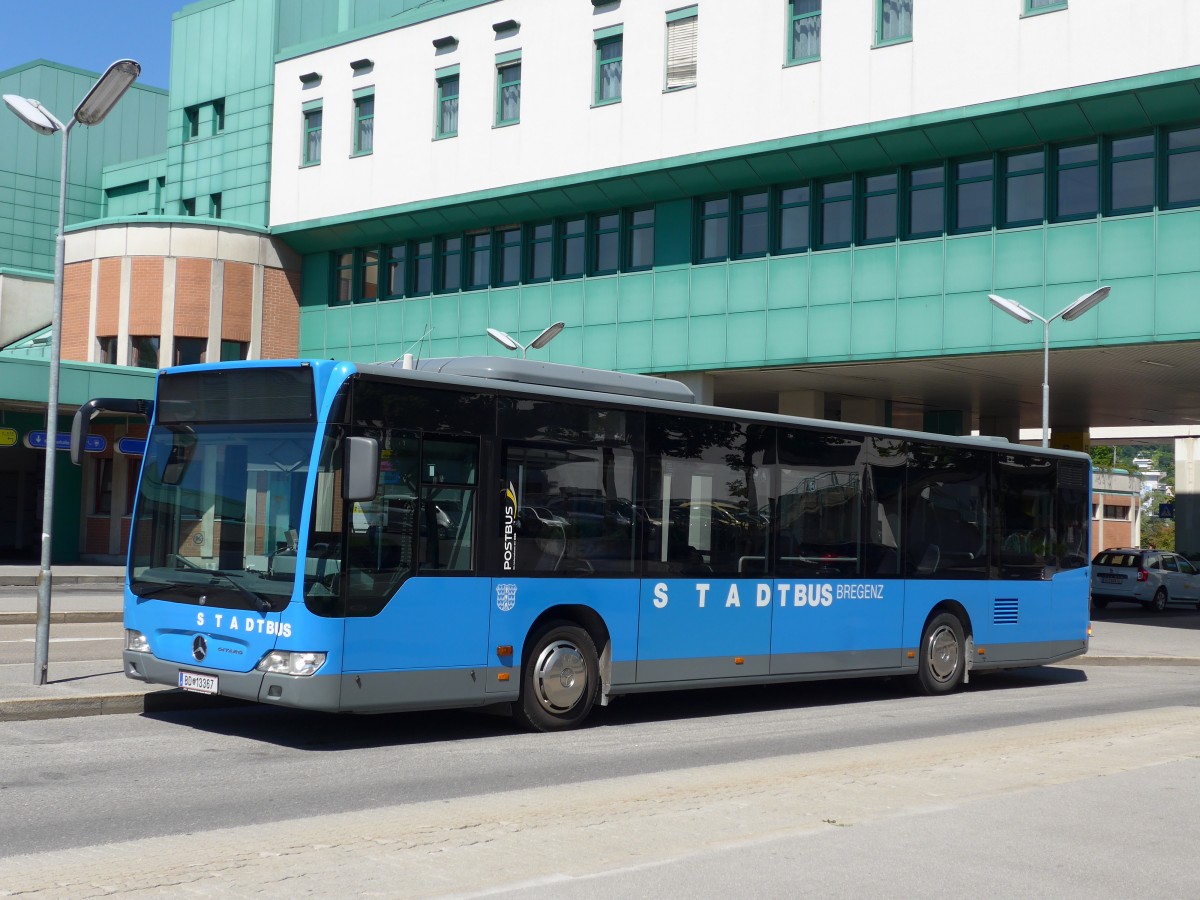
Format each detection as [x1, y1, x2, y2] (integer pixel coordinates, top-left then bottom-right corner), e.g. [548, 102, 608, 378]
[1, 0, 175, 90]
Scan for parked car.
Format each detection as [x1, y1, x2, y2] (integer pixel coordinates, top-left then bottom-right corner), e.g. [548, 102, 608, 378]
[1090, 548, 1200, 611]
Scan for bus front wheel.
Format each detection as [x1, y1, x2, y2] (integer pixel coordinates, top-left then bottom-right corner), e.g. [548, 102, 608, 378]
[915, 612, 967, 695]
[515, 622, 600, 732]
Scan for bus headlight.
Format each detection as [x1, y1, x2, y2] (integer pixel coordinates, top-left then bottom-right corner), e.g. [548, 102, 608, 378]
[256, 650, 326, 676]
[125, 629, 150, 653]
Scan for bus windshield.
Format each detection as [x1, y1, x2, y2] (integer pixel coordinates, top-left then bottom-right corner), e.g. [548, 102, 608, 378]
[129, 421, 318, 612]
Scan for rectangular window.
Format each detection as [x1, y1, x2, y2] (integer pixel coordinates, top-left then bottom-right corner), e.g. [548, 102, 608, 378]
[778, 185, 811, 252]
[528, 223, 554, 281]
[699, 196, 730, 261]
[354, 94, 374, 154]
[212, 99, 225, 134]
[497, 227, 522, 285]
[97, 336, 117, 364]
[182, 198, 196, 217]
[593, 212, 620, 274]
[210, 193, 222, 219]
[627, 207, 655, 270]
[130, 336, 160, 370]
[496, 62, 521, 125]
[383, 243, 406, 298]
[220, 340, 248, 362]
[1025, 0, 1067, 13]
[876, 0, 913, 45]
[818, 179, 853, 248]
[1004, 149, 1045, 226]
[467, 232, 491, 289]
[438, 236, 462, 292]
[436, 73, 459, 138]
[184, 105, 199, 141]
[174, 337, 207, 366]
[861, 172, 898, 242]
[334, 251, 354, 304]
[907, 165, 945, 237]
[737, 191, 769, 257]
[789, 0, 821, 63]
[595, 34, 623, 105]
[953, 158, 994, 232]
[560, 218, 586, 277]
[665, 9, 698, 90]
[1108, 133, 1155, 214]
[303, 107, 322, 165]
[1165, 125, 1200, 208]
[1053, 142, 1099, 220]
[413, 240, 434, 295]
[359, 249, 379, 302]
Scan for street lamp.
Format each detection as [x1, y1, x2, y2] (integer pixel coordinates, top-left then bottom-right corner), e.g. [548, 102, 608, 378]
[4, 59, 141, 686]
[487, 321, 565, 358]
[987, 285, 1111, 449]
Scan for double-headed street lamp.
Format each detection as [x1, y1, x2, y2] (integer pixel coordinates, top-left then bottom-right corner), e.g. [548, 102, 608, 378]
[987, 286, 1111, 449]
[4, 59, 141, 686]
[487, 322, 566, 358]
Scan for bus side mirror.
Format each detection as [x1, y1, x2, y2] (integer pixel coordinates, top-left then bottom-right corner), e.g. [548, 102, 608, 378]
[70, 398, 154, 465]
[343, 436, 379, 502]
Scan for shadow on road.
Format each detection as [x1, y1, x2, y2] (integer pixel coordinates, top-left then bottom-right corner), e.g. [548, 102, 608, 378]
[1090, 604, 1200, 631]
[142, 665, 1087, 751]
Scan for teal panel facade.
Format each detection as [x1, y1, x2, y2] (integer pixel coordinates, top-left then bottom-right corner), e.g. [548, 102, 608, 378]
[0, 61, 168, 273]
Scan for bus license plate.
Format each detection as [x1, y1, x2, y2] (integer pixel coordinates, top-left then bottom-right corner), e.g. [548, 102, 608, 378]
[178, 671, 218, 694]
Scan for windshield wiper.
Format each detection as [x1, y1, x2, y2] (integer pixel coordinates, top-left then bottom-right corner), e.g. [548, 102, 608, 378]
[130, 582, 179, 599]
[202, 568, 272, 613]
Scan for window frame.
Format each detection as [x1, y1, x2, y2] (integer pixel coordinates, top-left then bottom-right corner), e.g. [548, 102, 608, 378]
[777, 183, 812, 253]
[1002, 147, 1047, 228]
[592, 211, 621, 275]
[697, 195, 732, 263]
[735, 189, 770, 259]
[353, 91, 375, 156]
[952, 156, 996, 234]
[860, 171, 899, 244]
[437, 234, 463, 293]
[625, 207, 656, 271]
[665, 7, 698, 91]
[1106, 131, 1156, 216]
[905, 163, 946, 239]
[1023, 0, 1067, 16]
[787, 0, 821, 65]
[594, 31, 624, 106]
[495, 54, 522, 126]
[302, 104, 323, 166]
[435, 70, 460, 140]
[495, 226, 523, 286]
[817, 178, 854, 249]
[875, 0, 913, 47]
[1051, 141, 1100, 222]
[1163, 123, 1200, 210]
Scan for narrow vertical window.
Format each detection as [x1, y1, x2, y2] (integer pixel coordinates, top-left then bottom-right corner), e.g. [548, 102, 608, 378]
[627, 208, 655, 270]
[953, 158, 994, 232]
[595, 32, 623, 105]
[699, 197, 730, 262]
[97, 336, 118, 364]
[439, 236, 462, 292]
[182, 198, 196, 217]
[385, 243, 407, 298]
[818, 179, 853, 248]
[130, 336, 160, 369]
[1004, 149, 1045, 226]
[1025, 0, 1067, 13]
[665, 8, 698, 90]
[593, 213, 620, 274]
[560, 218, 586, 277]
[436, 72, 459, 138]
[737, 191, 769, 257]
[334, 251, 354, 304]
[496, 60, 521, 125]
[212, 99, 225, 134]
[778, 185, 811, 252]
[354, 93, 374, 154]
[1165, 126, 1200, 208]
[861, 173, 898, 243]
[1108, 133, 1155, 214]
[184, 105, 200, 141]
[528, 223, 554, 281]
[876, 0, 913, 45]
[467, 232, 492, 289]
[413, 240, 434, 295]
[303, 106, 322, 165]
[359, 249, 379, 302]
[497, 227, 522, 285]
[209, 192, 222, 220]
[789, 0, 821, 63]
[907, 165, 945, 237]
[1053, 143, 1098, 220]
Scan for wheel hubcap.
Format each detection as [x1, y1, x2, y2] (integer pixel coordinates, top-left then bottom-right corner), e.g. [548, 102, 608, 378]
[926, 625, 960, 683]
[533, 640, 587, 713]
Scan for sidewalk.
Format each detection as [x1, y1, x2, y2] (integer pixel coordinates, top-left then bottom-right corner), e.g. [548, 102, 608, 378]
[2, 563, 1199, 722]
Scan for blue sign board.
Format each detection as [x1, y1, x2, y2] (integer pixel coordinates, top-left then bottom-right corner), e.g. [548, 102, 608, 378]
[117, 437, 146, 456]
[1158, 502, 1175, 520]
[26, 432, 106, 453]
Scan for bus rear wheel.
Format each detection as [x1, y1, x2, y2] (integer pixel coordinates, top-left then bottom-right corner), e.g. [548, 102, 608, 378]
[915, 612, 966, 695]
[515, 622, 599, 732]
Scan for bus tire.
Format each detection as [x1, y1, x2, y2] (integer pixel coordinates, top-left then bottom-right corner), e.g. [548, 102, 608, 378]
[515, 621, 599, 732]
[915, 612, 966, 695]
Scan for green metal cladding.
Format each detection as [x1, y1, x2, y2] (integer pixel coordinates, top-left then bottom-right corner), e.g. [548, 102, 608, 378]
[0, 61, 167, 272]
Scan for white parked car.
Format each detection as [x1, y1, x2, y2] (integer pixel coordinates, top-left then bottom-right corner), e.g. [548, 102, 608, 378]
[1091, 548, 1200, 612]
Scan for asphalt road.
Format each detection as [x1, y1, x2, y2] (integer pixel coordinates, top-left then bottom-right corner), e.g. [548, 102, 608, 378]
[1, 662, 1199, 896]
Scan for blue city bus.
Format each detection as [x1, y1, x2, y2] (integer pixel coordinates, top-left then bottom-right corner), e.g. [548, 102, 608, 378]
[73, 357, 1092, 731]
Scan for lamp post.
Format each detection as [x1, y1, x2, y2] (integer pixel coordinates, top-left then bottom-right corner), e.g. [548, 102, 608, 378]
[987, 286, 1111, 449]
[4, 59, 141, 686]
[487, 321, 565, 358]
